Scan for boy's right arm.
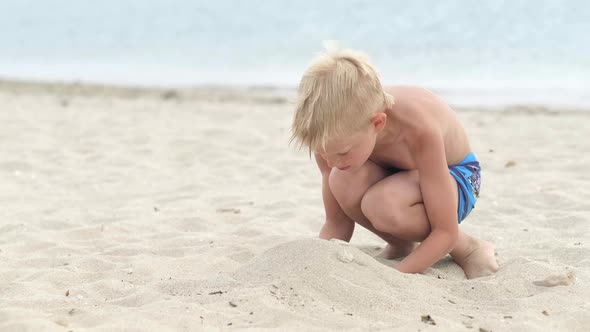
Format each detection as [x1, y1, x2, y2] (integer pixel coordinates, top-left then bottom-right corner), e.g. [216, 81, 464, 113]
[315, 153, 355, 242]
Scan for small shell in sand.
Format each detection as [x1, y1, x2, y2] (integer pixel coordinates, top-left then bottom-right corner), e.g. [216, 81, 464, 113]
[533, 271, 576, 287]
[336, 250, 354, 263]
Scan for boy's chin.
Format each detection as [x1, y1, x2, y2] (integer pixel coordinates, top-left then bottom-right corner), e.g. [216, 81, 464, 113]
[335, 161, 367, 172]
[343, 164, 361, 172]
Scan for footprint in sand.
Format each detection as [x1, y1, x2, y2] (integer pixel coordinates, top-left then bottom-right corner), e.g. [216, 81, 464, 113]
[533, 271, 576, 287]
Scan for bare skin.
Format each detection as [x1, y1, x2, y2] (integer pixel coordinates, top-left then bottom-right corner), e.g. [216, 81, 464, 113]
[316, 86, 498, 279]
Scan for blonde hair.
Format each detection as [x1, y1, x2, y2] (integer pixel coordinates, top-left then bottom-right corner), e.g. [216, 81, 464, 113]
[290, 44, 394, 153]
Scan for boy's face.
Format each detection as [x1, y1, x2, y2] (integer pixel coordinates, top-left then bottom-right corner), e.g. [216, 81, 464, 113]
[318, 113, 385, 171]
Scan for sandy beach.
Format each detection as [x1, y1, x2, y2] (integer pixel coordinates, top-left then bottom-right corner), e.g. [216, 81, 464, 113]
[0, 80, 588, 331]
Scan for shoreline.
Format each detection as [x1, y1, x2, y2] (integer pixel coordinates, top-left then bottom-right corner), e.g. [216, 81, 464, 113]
[1, 77, 589, 113]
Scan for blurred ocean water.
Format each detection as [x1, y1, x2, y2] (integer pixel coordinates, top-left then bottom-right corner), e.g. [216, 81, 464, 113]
[0, 0, 588, 107]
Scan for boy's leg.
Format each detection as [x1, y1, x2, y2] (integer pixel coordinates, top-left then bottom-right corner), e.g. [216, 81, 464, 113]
[328, 160, 415, 259]
[360, 169, 498, 279]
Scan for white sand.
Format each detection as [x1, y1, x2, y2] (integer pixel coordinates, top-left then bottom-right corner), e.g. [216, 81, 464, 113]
[0, 81, 588, 331]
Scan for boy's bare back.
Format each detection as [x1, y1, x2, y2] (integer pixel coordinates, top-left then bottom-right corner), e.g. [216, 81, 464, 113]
[370, 85, 471, 171]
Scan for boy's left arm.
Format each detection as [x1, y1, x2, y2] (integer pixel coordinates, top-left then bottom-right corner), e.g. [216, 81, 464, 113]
[396, 126, 459, 274]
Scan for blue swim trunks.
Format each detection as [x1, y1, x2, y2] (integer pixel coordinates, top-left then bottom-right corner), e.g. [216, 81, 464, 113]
[448, 152, 481, 223]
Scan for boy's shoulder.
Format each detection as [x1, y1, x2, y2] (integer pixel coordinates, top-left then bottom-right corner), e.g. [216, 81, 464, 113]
[388, 85, 453, 116]
[385, 85, 446, 110]
[386, 86, 449, 132]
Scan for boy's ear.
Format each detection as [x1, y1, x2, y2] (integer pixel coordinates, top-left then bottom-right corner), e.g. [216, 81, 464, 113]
[370, 112, 387, 131]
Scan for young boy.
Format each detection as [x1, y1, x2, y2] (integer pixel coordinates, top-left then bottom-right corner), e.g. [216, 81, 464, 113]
[291, 47, 499, 279]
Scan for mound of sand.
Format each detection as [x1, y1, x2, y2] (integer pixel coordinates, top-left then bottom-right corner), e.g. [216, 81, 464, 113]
[158, 238, 586, 331]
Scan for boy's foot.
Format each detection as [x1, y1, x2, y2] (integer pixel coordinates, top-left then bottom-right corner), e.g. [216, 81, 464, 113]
[453, 239, 499, 279]
[377, 242, 416, 260]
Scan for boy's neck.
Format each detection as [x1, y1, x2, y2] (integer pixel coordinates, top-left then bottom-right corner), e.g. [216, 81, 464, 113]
[376, 109, 401, 147]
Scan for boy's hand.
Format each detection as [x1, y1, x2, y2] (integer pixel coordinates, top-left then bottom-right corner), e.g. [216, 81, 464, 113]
[319, 217, 354, 242]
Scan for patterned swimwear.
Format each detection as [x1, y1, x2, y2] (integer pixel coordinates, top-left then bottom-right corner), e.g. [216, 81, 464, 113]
[448, 152, 481, 223]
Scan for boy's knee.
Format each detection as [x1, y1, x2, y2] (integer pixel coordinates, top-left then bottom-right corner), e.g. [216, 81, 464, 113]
[361, 186, 404, 233]
[328, 167, 364, 194]
[360, 187, 380, 223]
[329, 161, 391, 212]
[329, 160, 386, 191]
[328, 168, 360, 208]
